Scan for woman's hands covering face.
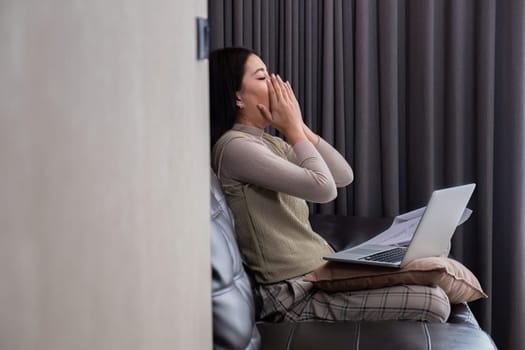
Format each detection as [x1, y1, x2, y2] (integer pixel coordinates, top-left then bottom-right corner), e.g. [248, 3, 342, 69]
[257, 74, 304, 139]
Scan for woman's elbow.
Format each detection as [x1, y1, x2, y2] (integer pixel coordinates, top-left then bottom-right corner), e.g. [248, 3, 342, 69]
[312, 182, 338, 203]
[336, 166, 354, 187]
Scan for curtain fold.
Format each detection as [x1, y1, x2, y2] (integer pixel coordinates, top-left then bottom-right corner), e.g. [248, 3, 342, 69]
[493, 1, 525, 349]
[209, 1, 524, 348]
[378, 0, 401, 216]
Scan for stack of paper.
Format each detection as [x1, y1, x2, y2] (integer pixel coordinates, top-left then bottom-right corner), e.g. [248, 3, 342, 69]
[355, 207, 472, 248]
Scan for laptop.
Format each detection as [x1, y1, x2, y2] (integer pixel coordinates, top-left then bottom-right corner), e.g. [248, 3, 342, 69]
[323, 183, 476, 268]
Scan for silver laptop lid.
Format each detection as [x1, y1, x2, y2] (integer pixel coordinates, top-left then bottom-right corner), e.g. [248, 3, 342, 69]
[400, 183, 476, 266]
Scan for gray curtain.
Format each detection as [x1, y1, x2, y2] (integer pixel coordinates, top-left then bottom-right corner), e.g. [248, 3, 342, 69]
[209, 1, 525, 348]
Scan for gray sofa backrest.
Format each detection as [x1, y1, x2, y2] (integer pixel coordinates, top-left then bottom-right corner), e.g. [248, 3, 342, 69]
[210, 170, 261, 350]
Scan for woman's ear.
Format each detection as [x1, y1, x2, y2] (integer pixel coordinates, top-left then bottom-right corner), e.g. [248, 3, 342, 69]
[235, 92, 244, 109]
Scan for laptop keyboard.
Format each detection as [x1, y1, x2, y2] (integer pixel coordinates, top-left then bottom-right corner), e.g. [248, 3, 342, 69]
[362, 247, 407, 263]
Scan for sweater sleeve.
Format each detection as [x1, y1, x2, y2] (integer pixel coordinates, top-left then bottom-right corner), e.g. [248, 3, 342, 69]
[219, 137, 337, 203]
[284, 137, 354, 187]
[314, 138, 354, 187]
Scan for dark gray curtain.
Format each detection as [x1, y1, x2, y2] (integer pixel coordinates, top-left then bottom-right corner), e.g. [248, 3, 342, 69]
[209, 1, 525, 348]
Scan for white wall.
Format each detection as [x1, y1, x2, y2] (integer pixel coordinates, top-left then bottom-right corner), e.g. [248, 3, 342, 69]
[0, 1, 211, 349]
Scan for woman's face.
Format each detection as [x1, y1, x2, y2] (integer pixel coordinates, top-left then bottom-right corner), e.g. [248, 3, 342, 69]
[235, 54, 270, 127]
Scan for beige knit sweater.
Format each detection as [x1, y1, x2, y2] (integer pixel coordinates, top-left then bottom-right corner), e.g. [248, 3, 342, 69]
[212, 124, 353, 283]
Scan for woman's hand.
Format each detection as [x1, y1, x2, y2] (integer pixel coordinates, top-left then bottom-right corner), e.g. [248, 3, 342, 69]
[257, 74, 307, 144]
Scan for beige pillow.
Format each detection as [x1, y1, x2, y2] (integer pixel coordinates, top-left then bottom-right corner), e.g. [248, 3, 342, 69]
[303, 257, 487, 304]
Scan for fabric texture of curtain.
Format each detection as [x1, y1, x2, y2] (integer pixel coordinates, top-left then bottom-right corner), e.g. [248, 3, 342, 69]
[209, 1, 525, 348]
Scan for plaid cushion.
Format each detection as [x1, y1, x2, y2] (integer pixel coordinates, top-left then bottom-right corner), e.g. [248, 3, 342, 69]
[258, 276, 451, 323]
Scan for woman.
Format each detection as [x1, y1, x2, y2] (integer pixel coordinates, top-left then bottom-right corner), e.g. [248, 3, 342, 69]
[210, 47, 450, 323]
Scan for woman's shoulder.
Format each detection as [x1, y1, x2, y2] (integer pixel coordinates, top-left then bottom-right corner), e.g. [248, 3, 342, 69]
[213, 129, 254, 153]
[212, 130, 257, 170]
[212, 129, 288, 163]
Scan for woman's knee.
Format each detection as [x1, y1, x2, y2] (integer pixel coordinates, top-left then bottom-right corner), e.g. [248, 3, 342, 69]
[346, 284, 451, 322]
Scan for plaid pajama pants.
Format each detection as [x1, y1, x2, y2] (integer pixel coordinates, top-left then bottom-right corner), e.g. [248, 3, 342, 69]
[258, 276, 451, 323]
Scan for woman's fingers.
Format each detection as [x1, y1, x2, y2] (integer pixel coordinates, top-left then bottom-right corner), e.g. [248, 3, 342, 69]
[264, 73, 303, 134]
[286, 81, 300, 108]
[284, 80, 295, 101]
[266, 77, 279, 112]
[280, 77, 299, 108]
[276, 75, 291, 102]
[268, 73, 293, 103]
[271, 74, 284, 101]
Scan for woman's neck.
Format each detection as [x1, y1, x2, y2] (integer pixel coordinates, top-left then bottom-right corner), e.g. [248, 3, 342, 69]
[235, 115, 269, 129]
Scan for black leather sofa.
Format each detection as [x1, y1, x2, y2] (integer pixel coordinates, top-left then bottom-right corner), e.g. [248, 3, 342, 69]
[210, 171, 497, 349]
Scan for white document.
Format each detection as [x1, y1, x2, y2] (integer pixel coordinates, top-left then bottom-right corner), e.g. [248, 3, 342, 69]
[354, 207, 472, 248]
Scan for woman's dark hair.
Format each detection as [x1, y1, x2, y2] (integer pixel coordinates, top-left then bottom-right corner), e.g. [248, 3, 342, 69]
[209, 47, 258, 147]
